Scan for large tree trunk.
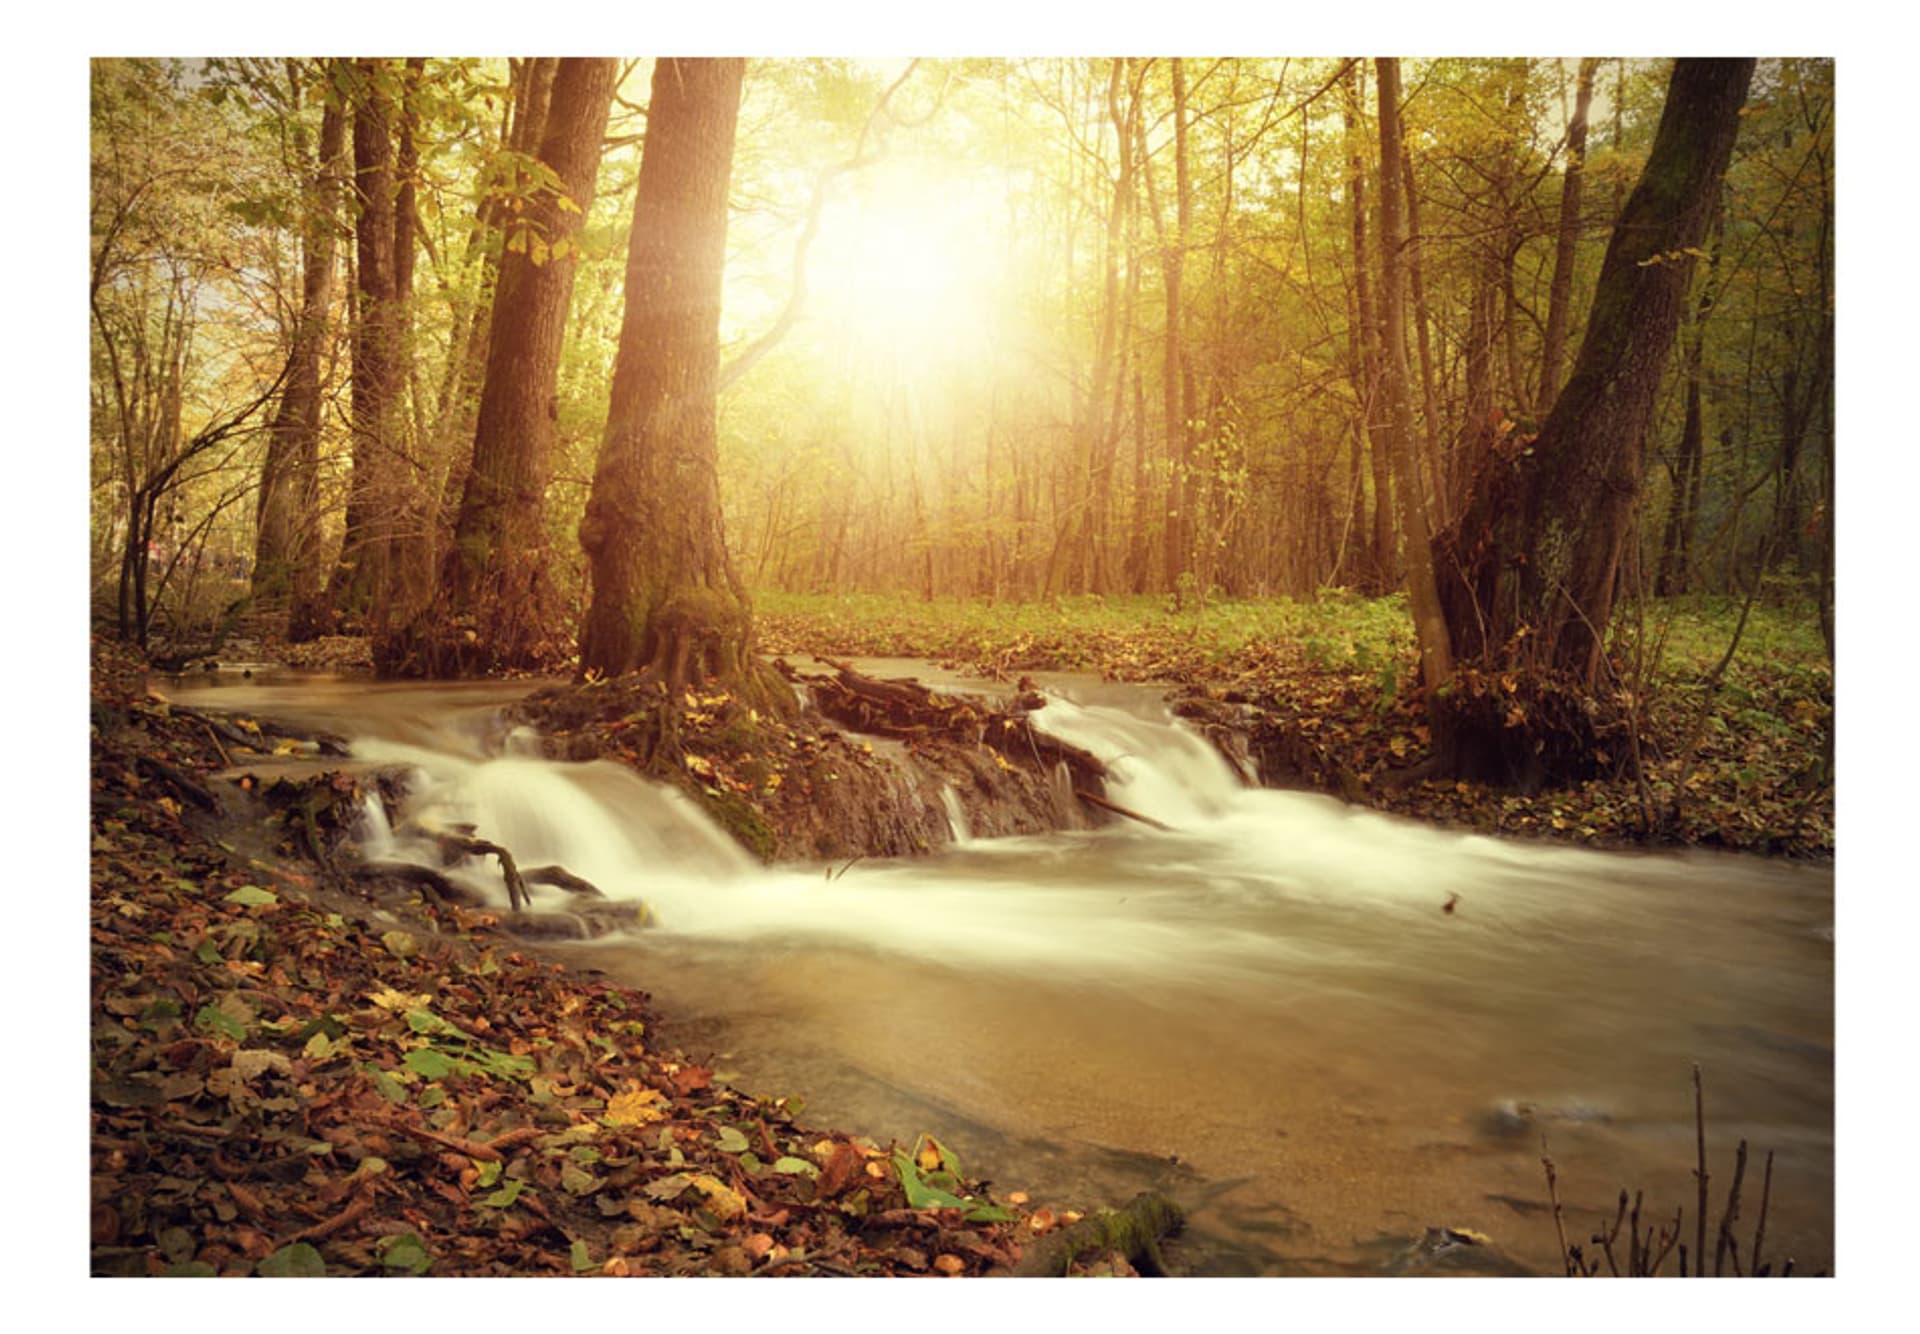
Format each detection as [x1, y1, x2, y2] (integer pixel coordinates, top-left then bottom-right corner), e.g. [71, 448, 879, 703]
[1433, 58, 1754, 785]
[324, 59, 401, 630]
[258, 65, 344, 635]
[386, 58, 618, 676]
[577, 58, 781, 707]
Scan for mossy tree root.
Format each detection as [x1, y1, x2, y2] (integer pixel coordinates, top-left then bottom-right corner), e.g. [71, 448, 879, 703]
[1010, 1192, 1185, 1277]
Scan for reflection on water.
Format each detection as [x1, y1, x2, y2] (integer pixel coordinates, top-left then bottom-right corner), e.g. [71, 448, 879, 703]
[162, 665, 1834, 1275]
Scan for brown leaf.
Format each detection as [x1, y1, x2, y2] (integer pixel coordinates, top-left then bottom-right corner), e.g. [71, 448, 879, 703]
[818, 1141, 864, 1199]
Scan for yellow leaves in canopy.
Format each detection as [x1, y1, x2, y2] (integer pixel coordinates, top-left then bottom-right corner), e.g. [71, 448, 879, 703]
[604, 1085, 667, 1126]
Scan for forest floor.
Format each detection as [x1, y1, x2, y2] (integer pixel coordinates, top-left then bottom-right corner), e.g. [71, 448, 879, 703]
[89, 636, 1139, 1278]
[756, 590, 1835, 861]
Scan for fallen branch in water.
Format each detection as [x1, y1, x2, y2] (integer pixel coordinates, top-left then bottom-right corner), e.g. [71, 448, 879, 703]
[430, 830, 530, 912]
[1074, 789, 1173, 832]
[522, 864, 604, 898]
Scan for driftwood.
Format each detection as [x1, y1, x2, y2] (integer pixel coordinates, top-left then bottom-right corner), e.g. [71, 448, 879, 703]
[170, 704, 350, 758]
[134, 753, 222, 813]
[522, 864, 605, 898]
[1074, 789, 1171, 831]
[429, 831, 530, 912]
[350, 860, 487, 907]
[1011, 1191, 1184, 1276]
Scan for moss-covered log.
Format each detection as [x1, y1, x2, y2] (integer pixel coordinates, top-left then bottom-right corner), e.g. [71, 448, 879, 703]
[1011, 1192, 1185, 1277]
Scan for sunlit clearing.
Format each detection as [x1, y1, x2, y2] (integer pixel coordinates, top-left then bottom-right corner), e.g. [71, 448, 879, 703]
[804, 163, 1010, 371]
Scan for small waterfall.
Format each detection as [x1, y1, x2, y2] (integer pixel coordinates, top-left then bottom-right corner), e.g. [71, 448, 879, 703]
[939, 784, 972, 844]
[1026, 695, 1243, 826]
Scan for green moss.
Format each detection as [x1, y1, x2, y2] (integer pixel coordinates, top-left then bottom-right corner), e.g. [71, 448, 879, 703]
[696, 786, 776, 864]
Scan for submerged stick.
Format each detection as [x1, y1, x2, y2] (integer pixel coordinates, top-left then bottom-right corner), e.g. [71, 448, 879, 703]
[1074, 789, 1173, 832]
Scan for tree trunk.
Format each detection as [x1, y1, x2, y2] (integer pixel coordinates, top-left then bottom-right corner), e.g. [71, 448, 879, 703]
[1433, 58, 1754, 783]
[325, 59, 401, 629]
[1541, 58, 1599, 413]
[258, 65, 344, 636]
[1160, 57, 1192, 594]
[381, 57, 437, 628]
[1376, 59, 1454, 703]
[1401, 143, 1443, 529]
[577, 57, 781, 708]
[1656, 195, 1725, 596]
[389, 58, 618, 676]
[1343, 62, 1394, 593]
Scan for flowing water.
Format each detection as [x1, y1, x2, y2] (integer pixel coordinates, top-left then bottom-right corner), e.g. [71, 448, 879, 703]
[163, 665, 1835, 1276]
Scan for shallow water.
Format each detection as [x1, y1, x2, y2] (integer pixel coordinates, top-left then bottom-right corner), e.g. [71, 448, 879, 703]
[163, 665, 1834, 1275]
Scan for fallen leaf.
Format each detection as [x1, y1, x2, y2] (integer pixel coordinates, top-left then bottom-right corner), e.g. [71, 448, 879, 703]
[604, 1086, 666, 1126]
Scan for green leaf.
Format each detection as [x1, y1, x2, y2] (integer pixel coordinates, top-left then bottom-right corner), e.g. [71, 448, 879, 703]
[403, 1048, 458, 1080]
[892, 1151, 968, 1211]
[480, 1178, 526, 1209]
[571, 1239, 596, 1272]
[194, 1004, 247, 1042]
[378, 1233, 432, 1276]
[405, 1008, 448, 1035]
[258, 1241, 326, 1277]
[475, 1159, 502, 1188]
[773, 1156, 820, 1178]
[715, 1126, 751, 1154]
[223, 885, 278, 907]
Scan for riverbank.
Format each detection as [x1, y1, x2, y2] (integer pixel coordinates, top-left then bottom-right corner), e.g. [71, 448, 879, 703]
[755, 591, 1834, 861]
[89, 636, 1130, 1277]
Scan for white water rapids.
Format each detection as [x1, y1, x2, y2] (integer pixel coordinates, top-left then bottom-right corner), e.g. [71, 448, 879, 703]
[164, 665, 1834, 1275]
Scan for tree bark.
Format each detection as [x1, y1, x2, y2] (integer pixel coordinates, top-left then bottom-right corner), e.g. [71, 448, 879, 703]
[1376, 59, 1454, 703]
[325, 59, 401, 630]
[1160, 57, 1193, 595]
[1541, 58, 1600, 413]
[577, 58, 781, 707]
[390, 58, 618, 676]
[1434, 58, 1754, 777]
[258, 63, 344, 637]
[1656, 195, 1725, 596]
[1342, 63, 1394, 593]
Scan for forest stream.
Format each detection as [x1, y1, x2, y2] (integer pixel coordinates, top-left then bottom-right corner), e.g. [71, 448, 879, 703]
[160, 664, 1835, 1277]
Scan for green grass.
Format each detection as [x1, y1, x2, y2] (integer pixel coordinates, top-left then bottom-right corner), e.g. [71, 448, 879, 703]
[752, 589, 1416, 676]
[755, 587, 1827, 689]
